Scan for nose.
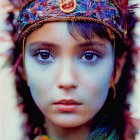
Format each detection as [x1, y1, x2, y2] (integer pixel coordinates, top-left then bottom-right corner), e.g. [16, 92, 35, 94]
[57, 59, 78, 91]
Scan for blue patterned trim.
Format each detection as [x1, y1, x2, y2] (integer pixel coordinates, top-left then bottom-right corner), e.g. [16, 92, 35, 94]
[17, 0, 124, 40]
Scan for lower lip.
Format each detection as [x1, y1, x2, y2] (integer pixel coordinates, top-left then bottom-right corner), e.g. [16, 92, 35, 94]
[54, 104, 81, 112]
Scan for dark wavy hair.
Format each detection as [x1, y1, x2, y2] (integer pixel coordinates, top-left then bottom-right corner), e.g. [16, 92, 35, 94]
[7, 1, 138, 139]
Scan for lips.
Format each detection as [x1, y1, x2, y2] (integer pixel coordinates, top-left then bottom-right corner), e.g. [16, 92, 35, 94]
[54, 99, 81, 105]
[53, 99, 82, 112]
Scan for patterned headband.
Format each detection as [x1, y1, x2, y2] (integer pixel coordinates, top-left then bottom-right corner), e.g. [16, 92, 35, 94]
[17, 0, 124, 41]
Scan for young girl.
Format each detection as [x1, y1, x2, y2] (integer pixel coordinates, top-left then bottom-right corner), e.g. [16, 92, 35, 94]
[8, 0, 138, 139]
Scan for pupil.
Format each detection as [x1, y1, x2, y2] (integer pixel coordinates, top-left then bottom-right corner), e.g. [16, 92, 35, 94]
[85, 53, 93, 60]
[41, 52, 49, 59]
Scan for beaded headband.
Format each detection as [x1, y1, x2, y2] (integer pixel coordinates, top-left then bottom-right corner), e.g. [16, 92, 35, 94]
[17, 0, 124, 42]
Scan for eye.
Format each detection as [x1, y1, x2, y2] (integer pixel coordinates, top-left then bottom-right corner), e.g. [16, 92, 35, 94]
[34, 50, 55, 63]
[80, 51, 100, 63]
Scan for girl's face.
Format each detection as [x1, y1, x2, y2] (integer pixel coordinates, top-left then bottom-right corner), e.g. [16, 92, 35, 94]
[24, 22, 114, 128]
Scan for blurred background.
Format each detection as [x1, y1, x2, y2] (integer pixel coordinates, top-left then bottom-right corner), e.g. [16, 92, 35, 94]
[0, 0, 140, 140]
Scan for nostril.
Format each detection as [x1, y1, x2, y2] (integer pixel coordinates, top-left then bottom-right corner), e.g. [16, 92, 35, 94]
[57, 83, 77, 90]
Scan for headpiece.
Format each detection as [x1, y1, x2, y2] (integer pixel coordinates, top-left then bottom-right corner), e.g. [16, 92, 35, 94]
[17, 0, 125, 42]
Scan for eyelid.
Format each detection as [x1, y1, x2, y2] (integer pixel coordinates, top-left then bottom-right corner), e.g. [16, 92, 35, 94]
[80, 50, 102, 58]
[32, 49, 56, 65]
[77, 50, 102, 66]
[33, 49, 54, 57]
[77, 44, 105, 54]
[29, 43, 58, 56]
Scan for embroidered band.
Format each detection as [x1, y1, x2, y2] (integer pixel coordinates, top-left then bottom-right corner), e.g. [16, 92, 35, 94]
[17, 0, 124, 41]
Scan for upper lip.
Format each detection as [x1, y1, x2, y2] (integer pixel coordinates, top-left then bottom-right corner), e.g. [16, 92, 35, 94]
[53, 99, 82, 105]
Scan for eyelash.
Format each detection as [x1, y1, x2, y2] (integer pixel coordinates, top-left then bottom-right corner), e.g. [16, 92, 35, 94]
[33, 49, 101, 65]
[33, 50, 55, 64]
[79, 51, 101, 65]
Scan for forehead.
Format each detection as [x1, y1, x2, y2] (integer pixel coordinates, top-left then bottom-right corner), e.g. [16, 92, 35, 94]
[25, 22, 111, 47]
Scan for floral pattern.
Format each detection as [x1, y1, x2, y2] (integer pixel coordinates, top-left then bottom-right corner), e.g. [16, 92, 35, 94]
[17, 0, 124, 39]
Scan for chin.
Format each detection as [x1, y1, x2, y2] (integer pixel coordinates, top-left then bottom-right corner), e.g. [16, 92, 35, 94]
[47, 114, 92, 128]
[54, 121, 83, 128]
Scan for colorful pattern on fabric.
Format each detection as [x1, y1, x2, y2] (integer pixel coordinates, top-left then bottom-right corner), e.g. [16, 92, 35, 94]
[34, 135, 52, 140]
[17, 0, 124, 41]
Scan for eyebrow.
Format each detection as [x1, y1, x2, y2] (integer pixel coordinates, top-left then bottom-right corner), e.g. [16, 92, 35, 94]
[27, 41, 107, 51]
[27, 41, 58, 49]
[77, 42, 107, 49]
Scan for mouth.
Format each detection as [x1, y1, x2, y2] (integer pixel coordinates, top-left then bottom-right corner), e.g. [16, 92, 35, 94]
[53, 99, 82, 112]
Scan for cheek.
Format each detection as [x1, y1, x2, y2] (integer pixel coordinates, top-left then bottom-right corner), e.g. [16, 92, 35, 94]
[24, 57, 57, 109]
[77, 59, 114, 112]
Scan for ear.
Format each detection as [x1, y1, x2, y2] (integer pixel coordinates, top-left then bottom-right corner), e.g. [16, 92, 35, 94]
[113, 52, 127, 84]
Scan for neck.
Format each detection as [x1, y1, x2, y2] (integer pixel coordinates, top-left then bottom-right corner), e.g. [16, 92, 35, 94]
[46, 120, 91, 140]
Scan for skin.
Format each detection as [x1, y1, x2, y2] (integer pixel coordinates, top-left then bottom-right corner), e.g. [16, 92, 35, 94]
[24, 22, 115, 140]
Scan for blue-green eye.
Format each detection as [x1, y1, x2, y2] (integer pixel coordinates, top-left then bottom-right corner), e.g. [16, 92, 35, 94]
[34, 50, 55, 63]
